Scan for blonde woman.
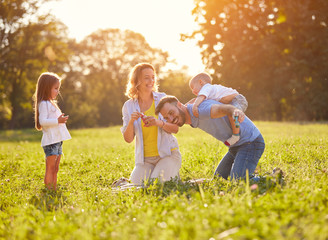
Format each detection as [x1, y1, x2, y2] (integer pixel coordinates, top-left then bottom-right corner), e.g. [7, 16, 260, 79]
[121, 63, 182, 185]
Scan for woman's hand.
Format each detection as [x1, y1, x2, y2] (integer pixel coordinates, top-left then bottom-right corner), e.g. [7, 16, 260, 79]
[129, 112, 142, 124]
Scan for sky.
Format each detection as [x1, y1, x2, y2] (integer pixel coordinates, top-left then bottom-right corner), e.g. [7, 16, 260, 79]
[42, 0, 205, 75]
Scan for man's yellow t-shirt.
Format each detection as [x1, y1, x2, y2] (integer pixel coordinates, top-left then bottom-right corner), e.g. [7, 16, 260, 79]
[142, 100, 159, 157]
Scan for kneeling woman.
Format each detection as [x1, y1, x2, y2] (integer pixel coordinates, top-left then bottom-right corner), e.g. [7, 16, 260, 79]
[121, 63, 181, 185]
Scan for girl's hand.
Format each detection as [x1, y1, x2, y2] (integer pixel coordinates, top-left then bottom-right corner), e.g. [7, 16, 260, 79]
[58, 113, 69, 123]
[142, 116, 159, 127]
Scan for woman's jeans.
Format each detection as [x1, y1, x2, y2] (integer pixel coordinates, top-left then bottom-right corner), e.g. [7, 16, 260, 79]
[214, 134, 265, 180]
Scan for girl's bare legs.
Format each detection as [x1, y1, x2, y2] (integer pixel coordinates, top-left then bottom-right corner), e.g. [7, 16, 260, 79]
[44, 155, 58, 190]
[53, 155, 61, 190]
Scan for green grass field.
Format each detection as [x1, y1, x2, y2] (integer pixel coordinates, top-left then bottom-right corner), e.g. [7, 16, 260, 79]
[1, 122, 328, 240]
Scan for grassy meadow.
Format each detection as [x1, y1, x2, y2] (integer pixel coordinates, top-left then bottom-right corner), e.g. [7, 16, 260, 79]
[0, 122, 328, 240]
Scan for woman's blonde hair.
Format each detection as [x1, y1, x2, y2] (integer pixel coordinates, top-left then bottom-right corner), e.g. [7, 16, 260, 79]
[125, 63, 158, 99]
[33, 72, 61, 130]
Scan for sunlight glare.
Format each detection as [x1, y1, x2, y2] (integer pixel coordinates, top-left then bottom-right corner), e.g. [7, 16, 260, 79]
[42, 0, 205, 75]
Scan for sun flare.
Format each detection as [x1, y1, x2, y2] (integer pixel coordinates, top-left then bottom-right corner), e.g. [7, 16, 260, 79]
[42, 0, 205, 75]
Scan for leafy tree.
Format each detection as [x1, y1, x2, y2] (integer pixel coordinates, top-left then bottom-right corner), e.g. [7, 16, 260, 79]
[61, 29, 169, 128]
[0, 0, 71, 129]
[159, 66, 194, 104]
[183, 0, 328, 120]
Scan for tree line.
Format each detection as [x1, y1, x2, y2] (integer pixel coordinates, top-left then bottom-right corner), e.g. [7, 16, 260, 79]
[183, 0, 328, 121]
[1, 0, 327, 130]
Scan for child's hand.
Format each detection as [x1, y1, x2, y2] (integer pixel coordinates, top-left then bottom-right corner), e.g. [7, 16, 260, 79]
[58, 113, 69, 123]
[192, 105, 199, 117]
[233, 109, 245, 123]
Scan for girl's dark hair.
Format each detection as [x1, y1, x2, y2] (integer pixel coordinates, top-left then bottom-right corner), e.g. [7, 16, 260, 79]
[33, 72, 61, 130]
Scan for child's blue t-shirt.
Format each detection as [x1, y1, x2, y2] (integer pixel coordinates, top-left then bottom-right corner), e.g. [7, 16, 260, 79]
[187, 100, 261, 147]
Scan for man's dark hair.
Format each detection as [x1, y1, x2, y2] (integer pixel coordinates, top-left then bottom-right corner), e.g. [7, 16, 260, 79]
[155, 95, 179, 115]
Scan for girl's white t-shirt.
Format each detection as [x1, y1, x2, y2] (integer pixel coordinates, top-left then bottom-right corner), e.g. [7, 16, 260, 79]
[39, 100, 71, 146]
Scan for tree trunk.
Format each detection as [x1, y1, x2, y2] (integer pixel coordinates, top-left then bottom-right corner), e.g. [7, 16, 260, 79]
[9, 77, 18, 129]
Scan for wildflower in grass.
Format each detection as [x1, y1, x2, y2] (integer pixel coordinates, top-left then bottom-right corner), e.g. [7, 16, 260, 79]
[250, 184, 258, 190]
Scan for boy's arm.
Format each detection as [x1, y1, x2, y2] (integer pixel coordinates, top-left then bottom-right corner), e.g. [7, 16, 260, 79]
[228, 114, 239, 134]
[210, 104, 245, 123]
[185, 97, 196, 105]
[193, 95, 206, 108]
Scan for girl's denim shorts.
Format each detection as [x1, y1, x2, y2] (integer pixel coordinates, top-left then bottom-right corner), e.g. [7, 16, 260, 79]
[43, 141, 63, 157]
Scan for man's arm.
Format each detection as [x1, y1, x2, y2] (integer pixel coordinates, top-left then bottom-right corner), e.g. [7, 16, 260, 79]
[210, 104, 245, 122]
[143, 116, 179, 134]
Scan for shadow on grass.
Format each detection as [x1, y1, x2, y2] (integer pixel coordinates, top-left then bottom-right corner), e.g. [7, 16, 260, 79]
[141, 178, 201, 198]
[29, 186, 69, 211]
[138, 172, 285, 198]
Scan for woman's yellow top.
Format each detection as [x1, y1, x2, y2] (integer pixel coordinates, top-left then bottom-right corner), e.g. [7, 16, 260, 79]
[142, 100, 159, 157]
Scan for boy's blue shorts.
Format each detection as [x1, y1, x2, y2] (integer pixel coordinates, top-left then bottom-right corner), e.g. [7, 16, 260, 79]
[42, 141, 63, 157]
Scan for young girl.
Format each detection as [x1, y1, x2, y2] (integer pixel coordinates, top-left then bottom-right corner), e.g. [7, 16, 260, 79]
[33, 72, 71, 191]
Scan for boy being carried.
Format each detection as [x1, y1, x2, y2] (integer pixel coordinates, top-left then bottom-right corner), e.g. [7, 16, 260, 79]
[189, 72, 248, 146]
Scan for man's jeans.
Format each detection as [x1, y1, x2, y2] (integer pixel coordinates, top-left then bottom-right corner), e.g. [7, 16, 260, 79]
[214, 134, 265, 180]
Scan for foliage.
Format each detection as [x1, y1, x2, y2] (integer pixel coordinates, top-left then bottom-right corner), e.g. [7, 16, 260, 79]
[0, 123, 328, 239]
[2, 0, 328, 130]
[159, 66, 194, 104]
[0, 0, 71, 129]
[183, 0, 328, 121]
[0, 0, 179, 130]
[60, 29, 169, 128]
